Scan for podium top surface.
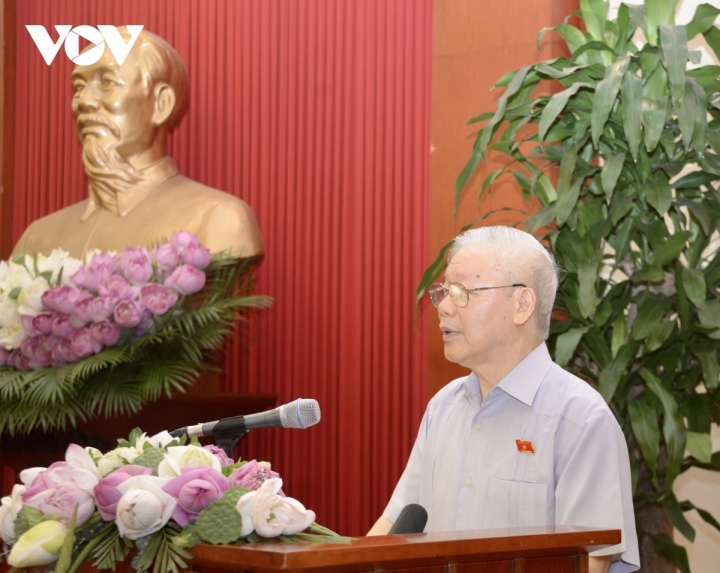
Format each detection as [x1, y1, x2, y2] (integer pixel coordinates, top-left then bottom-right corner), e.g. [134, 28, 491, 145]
[191, 525, 621, 572]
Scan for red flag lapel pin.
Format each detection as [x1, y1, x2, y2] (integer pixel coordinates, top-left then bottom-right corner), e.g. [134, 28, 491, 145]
[516, 439, 535, 454]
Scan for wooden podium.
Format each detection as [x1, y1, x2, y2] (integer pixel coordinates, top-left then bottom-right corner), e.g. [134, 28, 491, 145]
[189, 526, 621, 573]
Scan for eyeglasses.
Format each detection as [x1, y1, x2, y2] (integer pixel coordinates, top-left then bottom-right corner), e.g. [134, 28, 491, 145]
[428, 281, 526, 308]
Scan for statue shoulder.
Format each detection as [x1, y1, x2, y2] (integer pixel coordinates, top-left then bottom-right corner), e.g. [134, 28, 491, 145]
[13, 201, 89, 256]
[163, 177, 264, 258]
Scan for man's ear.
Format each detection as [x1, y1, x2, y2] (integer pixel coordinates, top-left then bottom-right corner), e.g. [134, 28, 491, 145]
[151, 83, 176, 126]
[512, 286, 536, 327]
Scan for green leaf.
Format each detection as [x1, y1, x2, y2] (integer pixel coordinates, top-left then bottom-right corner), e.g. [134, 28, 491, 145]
[659, 25, 688, 108]
[554, 23, 588, 57]
[555, 327, 589, 366]
[697, 298, 720, 340]
[592, 57, 630, 145]
[632, 264, 665, 283]
[600, 153, 626, 201]
[628, 397, 661, 477]
[651, 533, 690, 573]
[632, 295, 672, 341]
[539, 83, 589, 142]
[55, 506, 78, 573]
[621, 71, 643, 161]
[641, 60, 670, 152]
[649, 231, 691, 267]
[610, 313, 627, 358]
[686, 430, 712, 464]
[680, 267, 706, 308]
[644, 0, 678, 45]
[641, 368, 687, 489]
[693, 348, 720, 390]
[598, 341, 638, 402]
[662, 493, 695, 542]
[580, 0, 608, 42]
[686, 4, 720, 40]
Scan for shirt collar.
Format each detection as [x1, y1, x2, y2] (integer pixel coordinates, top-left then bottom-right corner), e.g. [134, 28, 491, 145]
[81, 157, 179, 221]
[463, 343, 553, 408]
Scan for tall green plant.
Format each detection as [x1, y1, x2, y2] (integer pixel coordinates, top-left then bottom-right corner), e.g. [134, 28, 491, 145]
[421, 1, 720, 570]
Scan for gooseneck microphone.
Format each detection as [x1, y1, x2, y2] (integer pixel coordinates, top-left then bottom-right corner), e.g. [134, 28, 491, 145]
[388, 504, 428, 534]
[169, 398, 321, 456]
[169, 398, 321, 439]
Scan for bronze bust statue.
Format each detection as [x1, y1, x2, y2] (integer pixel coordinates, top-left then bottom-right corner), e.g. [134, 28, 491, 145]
[13, 28, 263, 259]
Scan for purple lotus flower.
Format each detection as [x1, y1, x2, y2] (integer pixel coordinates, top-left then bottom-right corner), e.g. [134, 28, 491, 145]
[69, 328, 102, 359]
[30, 313, 55, 336]
[171, 231, 200, 250]
[154, 243, 180, 273]
[94, 465, 154, 521]
[71, 255, 114, 293]
[42, 285, 83, 315]
[117, 247, 153, 285]
[139, 284, 179, 316]
[98, 275, 134, 304]
[69, 293, 95, 328]
[164, 265, 206, 295]
[0, 347, 9, 367]
[84, 296, 115, 323]
[133, 310, 155, 337]
[113, 300, 144, 329]
[228, 460, 281, 491]
[203, 444, 234, 467]
[52, 315, 74, 339]
[180, 245, 211, 270]
[163, 467, 231, 526]
[90, 321, 121, 347]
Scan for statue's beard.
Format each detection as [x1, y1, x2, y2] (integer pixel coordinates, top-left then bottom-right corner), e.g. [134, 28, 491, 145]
[79, 119, 144, 209]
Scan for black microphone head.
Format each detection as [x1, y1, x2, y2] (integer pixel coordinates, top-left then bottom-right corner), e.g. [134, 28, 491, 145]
[388, 504, 428, 534]
[281, 398, 321, 429]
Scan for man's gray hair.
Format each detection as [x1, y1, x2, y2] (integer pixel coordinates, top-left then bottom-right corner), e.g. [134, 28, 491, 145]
[449, 226, 559, 340]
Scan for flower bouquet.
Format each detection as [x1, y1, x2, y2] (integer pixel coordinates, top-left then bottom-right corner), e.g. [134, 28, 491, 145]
[0, 232, 272, 436]
[0, 428, 347, 573]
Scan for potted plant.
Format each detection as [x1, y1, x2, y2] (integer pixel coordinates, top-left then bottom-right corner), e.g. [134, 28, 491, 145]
[421, 0, 720, 570]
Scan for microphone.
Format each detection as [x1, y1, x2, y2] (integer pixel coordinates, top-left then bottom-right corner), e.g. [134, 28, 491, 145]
[169, 398, 321, 440]
[388, 504, 428, 534]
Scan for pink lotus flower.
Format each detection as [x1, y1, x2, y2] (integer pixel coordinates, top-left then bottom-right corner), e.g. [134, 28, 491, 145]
[69, 328, 102, 359]
[113, 300, 144, 329]
[163, 467, 231, 526]
[171, 231, 200, 250]
[154, 243, 180, 272]
[86, 296, 115, 323]
[229, 460, 280, 491]
[139, 284, 179, 316]
[98, 276, 134, 303]
[181, 245, 211, 270]
[164, 265, 206, 295]
[90, 321, 121, 347]
[94, 465, 153, 521]
[71, 255, 113, 292]
[69, 293, 95, 328]
[51, 316, 74, 339]
[117, 247, 153, 285]
[203, 445, 234, 467]
[41, 285, 82, 315]
[30, 313, 54, 336]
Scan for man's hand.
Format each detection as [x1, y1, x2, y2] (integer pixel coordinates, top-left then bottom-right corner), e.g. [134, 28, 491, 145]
[367, 516, 393, 536]
[588, 555, 611, 573]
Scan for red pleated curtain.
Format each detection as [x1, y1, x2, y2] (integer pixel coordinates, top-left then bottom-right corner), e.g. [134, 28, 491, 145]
[12, 0, 431, 535]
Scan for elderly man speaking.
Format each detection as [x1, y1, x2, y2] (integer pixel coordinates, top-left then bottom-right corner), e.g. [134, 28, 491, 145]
[369, 226, 639, 573]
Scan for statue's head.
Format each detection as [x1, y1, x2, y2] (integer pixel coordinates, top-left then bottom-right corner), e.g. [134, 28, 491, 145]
[70, 27, 190, 165]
